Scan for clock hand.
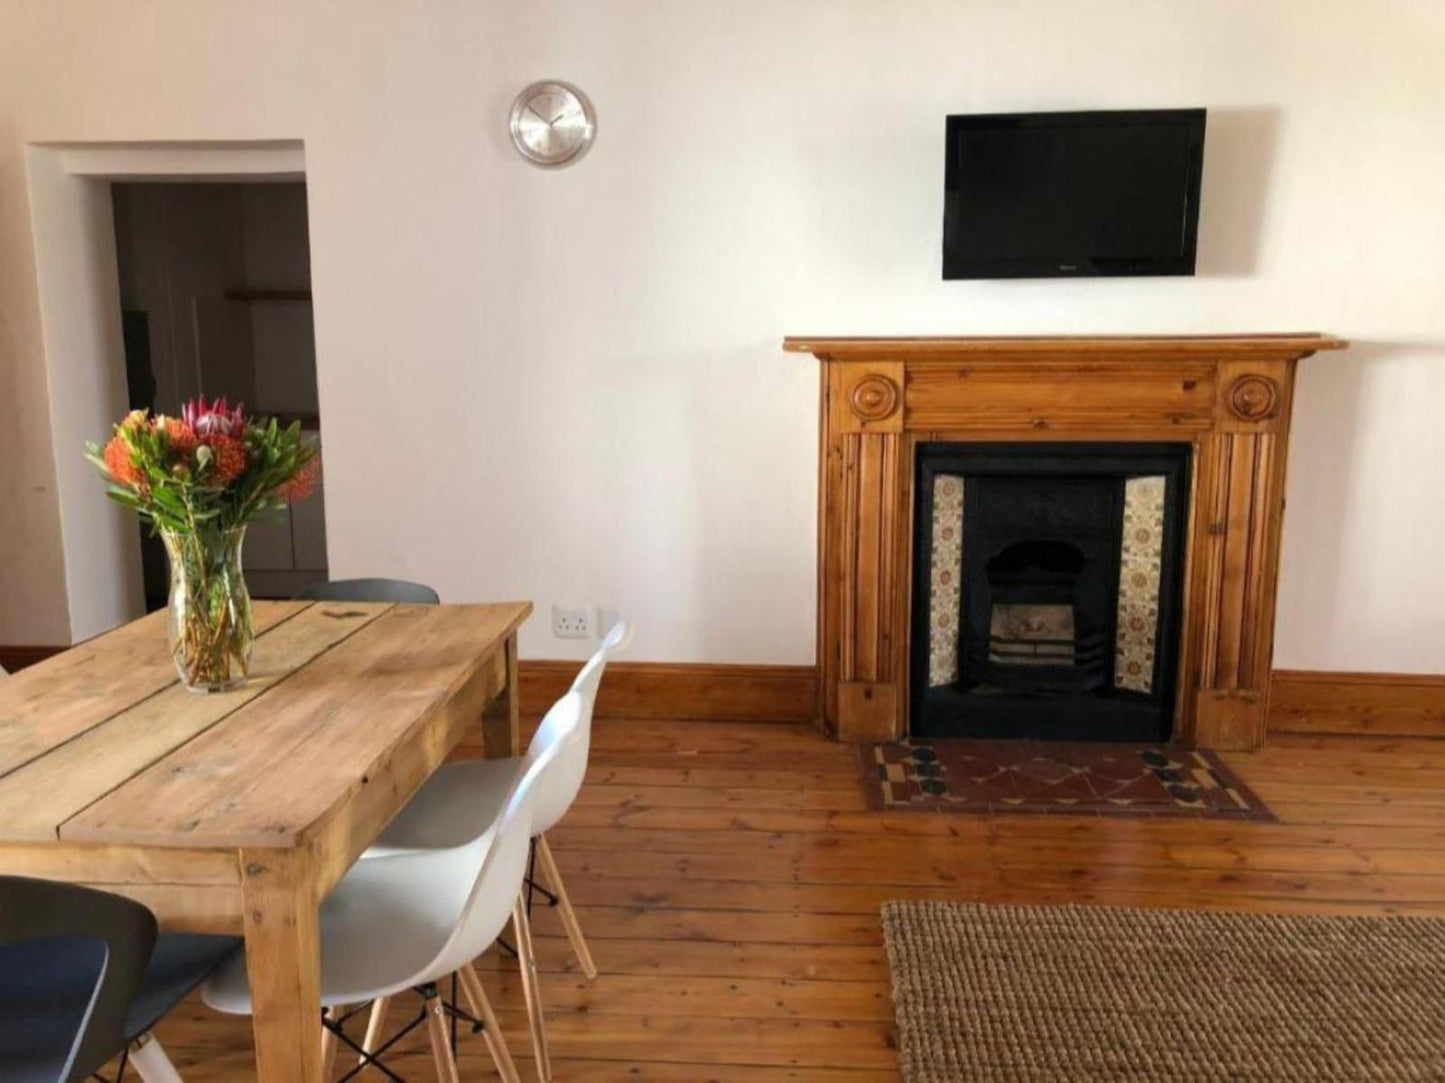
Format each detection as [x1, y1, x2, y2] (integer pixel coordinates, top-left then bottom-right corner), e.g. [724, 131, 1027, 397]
[525, 104, 549, 123]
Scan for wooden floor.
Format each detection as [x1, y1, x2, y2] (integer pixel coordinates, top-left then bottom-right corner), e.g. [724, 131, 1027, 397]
[149, 719, 1445, 1081]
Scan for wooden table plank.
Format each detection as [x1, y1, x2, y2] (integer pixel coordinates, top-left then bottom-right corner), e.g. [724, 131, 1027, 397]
[0, 601, 386, 841]
[0, 603, 310, 778]
[63, 602, 531, 849]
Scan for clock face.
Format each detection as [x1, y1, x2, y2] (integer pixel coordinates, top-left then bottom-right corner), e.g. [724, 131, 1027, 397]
[509, 81, 596, 167]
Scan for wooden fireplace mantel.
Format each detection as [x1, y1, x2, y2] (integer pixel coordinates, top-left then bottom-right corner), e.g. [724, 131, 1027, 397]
[785, 333, 1348, 750]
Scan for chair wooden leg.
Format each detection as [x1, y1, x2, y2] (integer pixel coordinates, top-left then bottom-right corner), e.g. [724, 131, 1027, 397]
[127, 1032, 183, 1083]
[458, 964, 523, 1083]
[424, 992, 460, 1083]
[512, 896, 553, 1082]
[321, 1005, 343, 1078]
[359, 996, 391, 1066]
[535, 832, 598, 979]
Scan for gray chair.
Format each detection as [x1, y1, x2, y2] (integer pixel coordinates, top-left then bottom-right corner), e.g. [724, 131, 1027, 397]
[296, 578, 440, 605]
[0, 876, 239, 1082]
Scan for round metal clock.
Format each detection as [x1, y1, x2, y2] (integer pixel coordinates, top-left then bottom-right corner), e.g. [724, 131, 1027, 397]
[508, 80, 596, 167]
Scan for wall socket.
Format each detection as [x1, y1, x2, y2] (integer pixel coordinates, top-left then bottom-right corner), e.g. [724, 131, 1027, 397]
[551, 605, 592, 639]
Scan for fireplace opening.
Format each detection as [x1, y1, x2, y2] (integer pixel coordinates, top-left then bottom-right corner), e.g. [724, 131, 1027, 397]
[981, 541, 1105, 690]
[912, 443, 1190, 742]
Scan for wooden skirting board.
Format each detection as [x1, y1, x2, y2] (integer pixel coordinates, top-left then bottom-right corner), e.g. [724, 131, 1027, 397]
[527, 662, 1444, 734]
[1268, 670, 1445, 738]
[4, 644, 1439, 735]
[520, 660, 818, 723]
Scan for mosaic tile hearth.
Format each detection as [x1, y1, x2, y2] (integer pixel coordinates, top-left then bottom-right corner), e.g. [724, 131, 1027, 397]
[861, 738, 1273, 821]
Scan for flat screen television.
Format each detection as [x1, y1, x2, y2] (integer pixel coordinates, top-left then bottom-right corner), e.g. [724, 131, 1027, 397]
[943, 108, 1206, 279]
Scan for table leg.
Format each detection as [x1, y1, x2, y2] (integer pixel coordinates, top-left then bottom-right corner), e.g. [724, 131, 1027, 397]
[240, 848, 323, 1082]
[481, 633, 521, 758]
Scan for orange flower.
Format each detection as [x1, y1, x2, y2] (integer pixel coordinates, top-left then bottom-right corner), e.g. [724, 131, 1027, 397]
[279, 455, 320, 503]
[202, 433, 247, 485]
[103, 434, 144, 487]
[161, 417, 198, 457]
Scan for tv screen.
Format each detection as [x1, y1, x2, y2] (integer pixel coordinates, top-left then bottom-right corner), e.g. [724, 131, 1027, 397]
[943, 109, 1206, 279]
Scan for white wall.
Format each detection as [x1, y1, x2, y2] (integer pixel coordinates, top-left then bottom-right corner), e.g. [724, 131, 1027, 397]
[0, 1, 1441, 672]
[23, 150, 143, 640]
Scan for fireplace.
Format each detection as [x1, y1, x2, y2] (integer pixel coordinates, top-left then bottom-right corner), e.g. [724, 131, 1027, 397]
[911, 443, 1190, 741]
[786, 333, 1348, 750]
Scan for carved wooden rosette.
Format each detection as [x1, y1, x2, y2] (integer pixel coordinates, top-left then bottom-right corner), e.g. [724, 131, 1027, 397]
[796, 335, 1346, 751]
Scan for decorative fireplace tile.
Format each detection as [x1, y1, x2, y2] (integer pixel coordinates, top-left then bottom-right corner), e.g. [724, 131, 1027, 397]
[859, 738, 1273, 820]
[928, 475, 965, 687]
[1115, 475, 1166, 693]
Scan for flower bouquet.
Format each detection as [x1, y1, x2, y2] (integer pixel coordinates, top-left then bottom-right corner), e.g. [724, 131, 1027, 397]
[88, 398, 319, 692]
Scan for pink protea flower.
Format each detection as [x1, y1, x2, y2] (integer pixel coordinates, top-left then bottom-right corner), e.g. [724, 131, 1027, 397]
[182, 395, 246, 438]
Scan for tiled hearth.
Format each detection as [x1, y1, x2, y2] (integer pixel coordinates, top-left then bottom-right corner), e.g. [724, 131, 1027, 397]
[860, 738, 1273, 820]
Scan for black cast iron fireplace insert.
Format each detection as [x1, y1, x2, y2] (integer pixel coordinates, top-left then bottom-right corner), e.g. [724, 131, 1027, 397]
[910, 443, 1191, 741]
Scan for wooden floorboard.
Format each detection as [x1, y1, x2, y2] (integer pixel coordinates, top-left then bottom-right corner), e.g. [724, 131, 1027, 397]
[146, 722, 1445, 1081]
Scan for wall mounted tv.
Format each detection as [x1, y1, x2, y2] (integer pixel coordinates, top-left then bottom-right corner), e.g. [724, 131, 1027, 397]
[943, 108, 1206, 280]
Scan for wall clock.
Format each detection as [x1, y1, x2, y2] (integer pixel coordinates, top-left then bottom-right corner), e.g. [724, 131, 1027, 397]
[508, 80, 597, 167]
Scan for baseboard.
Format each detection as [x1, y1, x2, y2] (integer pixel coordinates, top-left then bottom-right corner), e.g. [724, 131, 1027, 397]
[7, 644, 1436, 738]
[0, 645, 66, 673]
[520, 659, 818, 723]
[1268, 670, 1445, 737]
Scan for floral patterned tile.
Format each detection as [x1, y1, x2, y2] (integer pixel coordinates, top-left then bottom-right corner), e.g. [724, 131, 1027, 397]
[928, 475, 965, 687]
[1115, 475, 1166, 693]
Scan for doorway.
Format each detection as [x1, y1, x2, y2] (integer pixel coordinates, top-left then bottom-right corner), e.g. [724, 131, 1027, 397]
[110, 181, 327, 607]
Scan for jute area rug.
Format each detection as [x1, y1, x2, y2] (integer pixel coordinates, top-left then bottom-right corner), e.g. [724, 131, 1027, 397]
[882, 900, 1445, 1081]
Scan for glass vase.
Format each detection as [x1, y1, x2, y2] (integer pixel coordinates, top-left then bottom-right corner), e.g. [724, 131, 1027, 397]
[161, 527, 253, 693]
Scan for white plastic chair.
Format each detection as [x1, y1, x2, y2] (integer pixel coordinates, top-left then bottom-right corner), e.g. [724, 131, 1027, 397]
[362, 619, 633, 984]
[201, 694, 587, 1083]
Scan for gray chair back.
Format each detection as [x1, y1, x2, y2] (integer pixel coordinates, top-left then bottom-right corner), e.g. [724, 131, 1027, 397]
[297, 578, 440, 605]
[0, 877, 156, 1083]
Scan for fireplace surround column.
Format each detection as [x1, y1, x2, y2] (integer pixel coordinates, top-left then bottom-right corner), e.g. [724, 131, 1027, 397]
[785, 334, 1348, 751]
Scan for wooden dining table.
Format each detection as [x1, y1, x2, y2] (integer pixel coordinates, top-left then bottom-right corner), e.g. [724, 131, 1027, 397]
[0, 598, 532, 1081]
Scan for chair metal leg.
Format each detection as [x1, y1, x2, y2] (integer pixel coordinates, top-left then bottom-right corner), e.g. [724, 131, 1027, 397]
[321, 1005, 344, 1078]
[424, 992, 460, 1083]
[512, 896, 553, 1082]
[322, 998, 417, 1083]
[359, 996, 391, 1067]
[457, 964, 523, 1083]
[535, 832, 598, 979]
[127, 1032, 183, 1083]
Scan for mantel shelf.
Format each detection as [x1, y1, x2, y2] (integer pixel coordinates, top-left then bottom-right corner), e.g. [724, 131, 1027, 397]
[784, 333, 1348, 359]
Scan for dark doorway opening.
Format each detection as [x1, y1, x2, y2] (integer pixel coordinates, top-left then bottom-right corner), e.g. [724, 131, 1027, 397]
[111, 181, 326, 609]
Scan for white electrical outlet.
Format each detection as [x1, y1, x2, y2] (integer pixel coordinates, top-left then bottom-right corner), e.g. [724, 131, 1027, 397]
[551, 605, 591, 639]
